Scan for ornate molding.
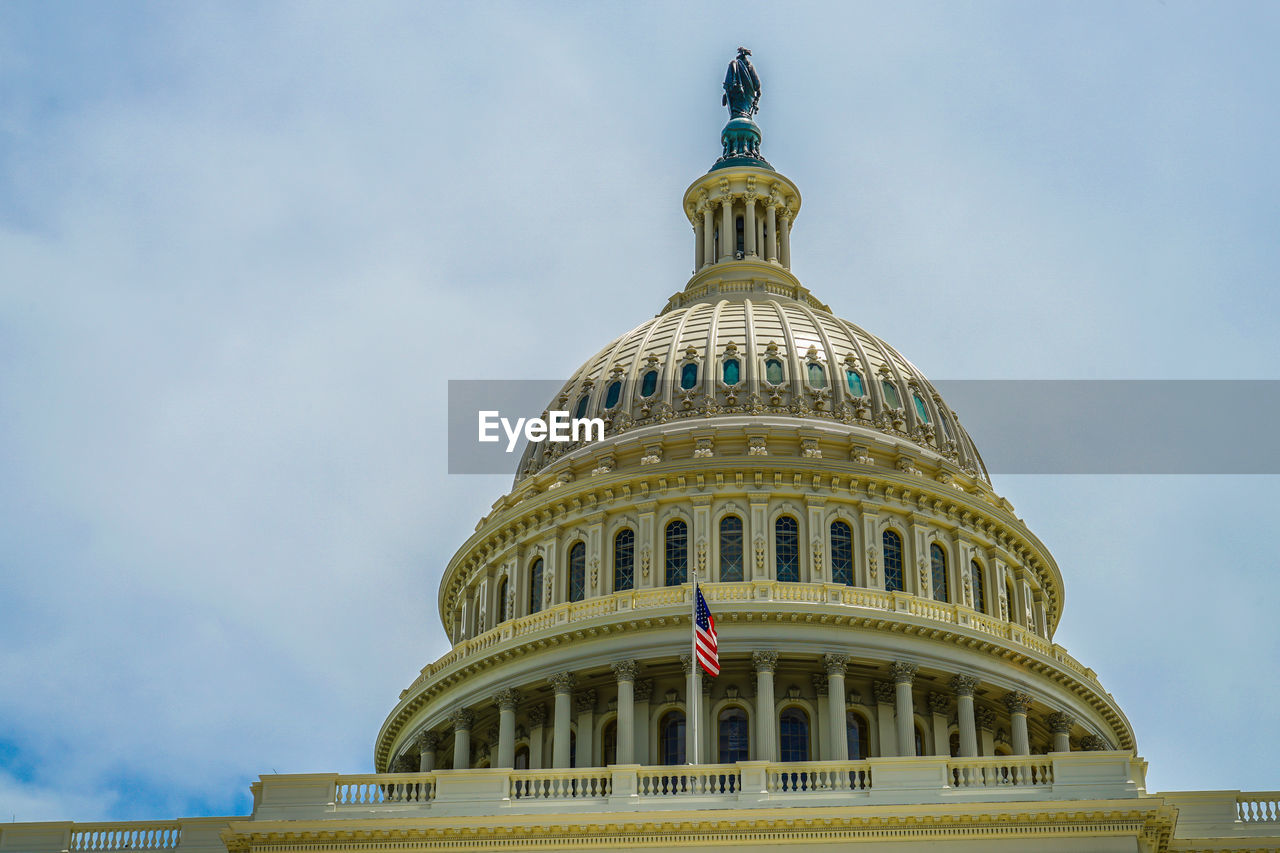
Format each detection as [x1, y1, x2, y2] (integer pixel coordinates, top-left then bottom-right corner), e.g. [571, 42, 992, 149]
[450, 707, 474, 731]
[494, 688, 521, 712]
[1003, 691, 1033, 716]
[890, 661, 918, 684]
[873, 681, 896, 704]
[611, 659, 640, 682]
[549, 672, 577, 694]
[823, 653, 848, 676]
[752, 649, 779, 672]
[927, 692, 950, 715]
[1047, 711, 1076, 735]
[950, 674, 978, 697]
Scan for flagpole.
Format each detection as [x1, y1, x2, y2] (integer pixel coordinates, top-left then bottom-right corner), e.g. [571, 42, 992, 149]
[690, 565, 698, 766]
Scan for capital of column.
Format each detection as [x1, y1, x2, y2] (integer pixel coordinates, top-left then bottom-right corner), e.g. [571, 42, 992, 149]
[680, 653, 695, 676]
[890, 661, 919, 684]
[549, 671, 577, 695]
[974, 706, 996, 731]
[494, 688, 521, 712]
[927, 692, 950, 716]
[391, 754, 415, 773]
[752, 650, 779, 672]
[823, 653, 849, 676]
[1080, 733, 1109, 751]
[634, 678, 654, 702]
[949, 674, 978, 697]
[415, 730, 440, 752]
[1047, 711, 1076, 735]
[527, 705, 548, 727]
[611, 659, 639, 682]
[1003, 691, 1033, 716]
[450, 707, 474, 732]
[575, 689, 598, 714]
[487, 724, 499, 742]
[811, 673, 828, 697]
[873, 681, 896, 704]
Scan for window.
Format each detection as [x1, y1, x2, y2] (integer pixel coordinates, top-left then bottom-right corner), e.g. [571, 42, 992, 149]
[930, 543, 949, 602]
[528, 558, 544, 614]
[881, 379, 901, 409]
[496, 576, 509, 623]
[1006, 578, 1018, 622]
[807, 362, 826, 388]
[831, 521, 854, 586]
[719, 707, 750, 763]
[604, 380, 622, 409]
[775, 516, 799, 582]
[846, 712, 869, 760]
[614, 528, 635, 592]
[939, 413, 954, 439]
[971, 560, 986, 613]
[883, 530, 904, 592]
[641, 370, 658, 398]
[912, 393, 930, 423]
[949, 732, 961, 757]
[915, 725, 925, 756]
[660, 711, 686, 765]
[846, 369, 864, 396]
[719, 515, 744, 582]
[735, 215, 745, 255]
[779, 708, 810, 762]
[574, 395, 589, 420]
[665, 519, 688, 586]
[514, 746, 529, 770]
[569, 730, 576, 768]
[680, 363, 698, 390]
[722, 358, 740, 386]
[602, 721, 617, 766]
[568, 542, 586, 602]
[764, 358, 784, 385]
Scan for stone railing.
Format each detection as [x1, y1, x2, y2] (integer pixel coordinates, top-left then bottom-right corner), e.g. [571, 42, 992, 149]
[70, 824, 182, 851]
[0, 817, 232, 853]
[1237, 792, 1280, 822]
[334, 773, 433, 805]
[1159, 789, 1280, 840]
[410, 581, 1094, 694]
[948, 755, 1054, 788]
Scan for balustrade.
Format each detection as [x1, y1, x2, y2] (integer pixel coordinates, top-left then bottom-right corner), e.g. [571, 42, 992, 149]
[1238, 793, 1280, 822]
[637, 765, 741, 796]
[947, 756, 1053, 788]
[336, 773, 435, 805]
[509, 768, 612, 800]
[71, 825, 180, 852]
[766, 761, 872, 793]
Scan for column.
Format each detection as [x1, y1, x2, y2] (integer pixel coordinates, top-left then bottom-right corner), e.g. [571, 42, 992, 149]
[873, 682, 896, 757]
[416, 731, 438, 772]
[495, 688, 520, 768]
[702, 678, 714, 764]
[550, 672, 576, 768]
[611, 660, 638, 764]
[1047, 711, 1075, 753]
[756, 214, 764, 257]
[825, 654, 849, 761]
[927, 693, 950, 756]
[575, 689, 597, 768]
[744, 197, 757, 256]
[765, 204, 777, 262]
[811, 673, 828, 761]
[681, 654, 700, 765]
[694, 219, 704, 271]
[753, 650, 779, 762]
[720, 195, 734, 260]
[527, 705, 547, 769]
[950, 675, 979, 757]
[779, 213, 792, 268]
[487, 725, 499, 767]
[450, 708, 473, 770]
[634, 679, 653, 765]
[891, 662, 918, 756]
[702, 205, 715, 268]
[1004, 691, 1032, 756]
[976, 707, 996, 756]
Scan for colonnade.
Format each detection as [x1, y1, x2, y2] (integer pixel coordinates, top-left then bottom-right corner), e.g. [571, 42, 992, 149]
[693, 191, 793, 271]
[406, 654, 1099, 772]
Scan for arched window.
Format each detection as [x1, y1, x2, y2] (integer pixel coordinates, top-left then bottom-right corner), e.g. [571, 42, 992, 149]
[604, 380, 622, 409]
[764, 358, 784, 386]
[528, 558, 544, 614]
[660, 711, 686, 765]
[846, 711, 869, 760]
[641, 370, 658, 398]
[778, 708, 810, 762]
[807, 362, 826, 389]
[722, 358, 740, 386]
[719, 515, 744, 582]
[883, 530, 904, 592]
[912, 393, 930, 423]
[718, 707, 750, 763]
[939, 412, 954, 440]
[680, 363, 698, 390]
[846, 369, 865, 397]
[1006, 577, 1018, 622]
[515, 745, 530, 769]
[831, 521, 854, 586]
[574, 395, 589, 420]
[613, 528, 635, 592]
[496, 576, 509, 623]
[665, 519, 688, 586]
[914, 724, 926, 756]
[971, 560, 986, 613]
[602, 720, 618, 766]
[775, 516, 799, 582]
[881, 379, 902, 409]
[568, 542, 586, 602]
[930, 543, 949, 602]
[949, 731, 961, 757]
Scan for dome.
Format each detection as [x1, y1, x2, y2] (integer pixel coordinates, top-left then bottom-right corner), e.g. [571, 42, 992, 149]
[516, 282, 989, 486]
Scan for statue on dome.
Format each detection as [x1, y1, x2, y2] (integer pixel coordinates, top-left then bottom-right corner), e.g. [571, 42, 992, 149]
[722, 47, 761, 118]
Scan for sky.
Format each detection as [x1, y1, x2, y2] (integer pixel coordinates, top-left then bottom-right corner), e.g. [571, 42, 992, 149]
[1, 0, 1278, 823]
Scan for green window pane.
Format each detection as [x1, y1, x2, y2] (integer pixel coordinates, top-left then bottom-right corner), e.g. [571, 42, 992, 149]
[881, 380, 901, 409]
[680, 363, 698, 390]
[765, 359, 784, 385]
[604, 380, 621, 409]
[722, 358, 740, 386]
[846, 370, 864, 396]
[641, 370, 658, 397]
[807, 362, 826, 388]
[913, 393, 930, 423]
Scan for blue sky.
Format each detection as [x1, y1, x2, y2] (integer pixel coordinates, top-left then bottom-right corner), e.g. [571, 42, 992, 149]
[1, 1, 1277, 822]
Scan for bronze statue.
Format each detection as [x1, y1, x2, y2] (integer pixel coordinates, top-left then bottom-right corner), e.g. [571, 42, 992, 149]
[722, 47, 760, 118]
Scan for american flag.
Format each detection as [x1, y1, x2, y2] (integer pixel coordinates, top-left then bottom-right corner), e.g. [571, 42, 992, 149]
[694, 584, 719, 676]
